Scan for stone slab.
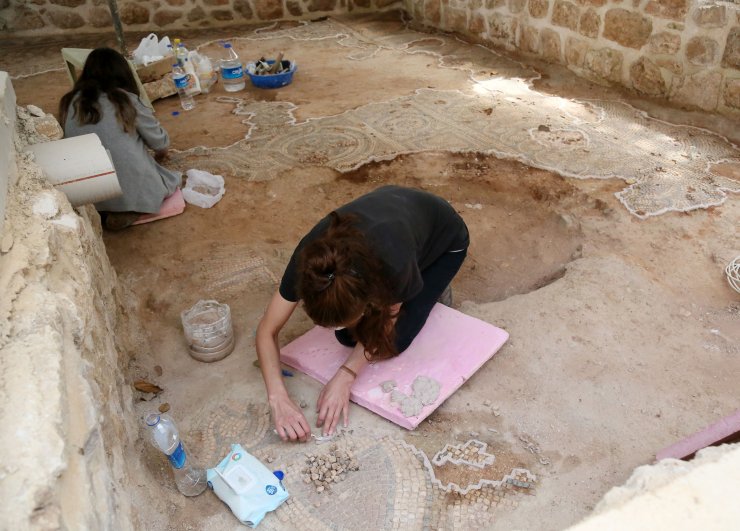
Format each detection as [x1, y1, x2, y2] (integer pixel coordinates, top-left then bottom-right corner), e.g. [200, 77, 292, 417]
[280, 303, 509, 429]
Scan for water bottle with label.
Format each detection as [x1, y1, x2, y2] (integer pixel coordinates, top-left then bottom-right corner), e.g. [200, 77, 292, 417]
[220, 43, 245, 92]
[171, 64, 195, 111]
[144, 413, 206, 496]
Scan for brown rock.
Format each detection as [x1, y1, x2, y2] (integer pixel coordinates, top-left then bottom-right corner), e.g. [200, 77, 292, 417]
[153, 9, 180, 25]
[486, 0, 506, 8]
[528, 0, 548, 19]
[520, 25, 540, 54]
[31, 115, 64, 140]
[576, 0, 604, 5]
[722, 28, 740, 69]
[685, 36, 718, 66]
[50, 0, 86, 6]
[375, 0, 397, 6]
[565, 36, 589, 66]
[444, 7, 466, 32]
[11, 7, 45, 30]
[211, 8, 233, 19]
[306, 0, 335, 12]
[119, 3, 150, 24]
[692, 4, 726, 28]
[584, 47, 623, 82]
[203, 0, 229, 4]
[654, 57, 682, 74]
[470, 13, 485, 34]
[541, 28, 561, 62]
[723, 77, 740, 110]
[552, 0, 579, 31]
[669, 70, 722, 110]
[286, 0, 302, 15]
[644, 0, 687, 21]
[233, 0, 254, 18]
[630, 57, 666, 96]
[425, 0, 440, 25]
[87, 5, 112, 27]
[578, 8, 600, 38]
[49, 9, 85, 28]
[165, 0, 185, 5]
[603, 9, 652, 49]
[648, 32, 680, 54]
[508, 0, 525, 13]
[187, 5, 206, 20]
[354, 0, 371, 8]
[488, 13, 517, 43]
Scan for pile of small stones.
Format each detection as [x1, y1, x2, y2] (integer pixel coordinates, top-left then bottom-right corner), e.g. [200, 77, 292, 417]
[301, 444, 359, 493]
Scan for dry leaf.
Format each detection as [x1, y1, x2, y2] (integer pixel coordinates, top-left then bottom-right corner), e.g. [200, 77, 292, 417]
[134, 380, 163, 394]
[158, 403, 170, 413]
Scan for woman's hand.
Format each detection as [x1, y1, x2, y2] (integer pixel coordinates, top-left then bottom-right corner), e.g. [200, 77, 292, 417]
[316, 369, 355, 436]
[270, 393, 311, 442]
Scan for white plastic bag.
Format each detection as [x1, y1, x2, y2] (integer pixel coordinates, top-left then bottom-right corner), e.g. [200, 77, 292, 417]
[133, 34, 173, 65]
[182, 169, 225, 208]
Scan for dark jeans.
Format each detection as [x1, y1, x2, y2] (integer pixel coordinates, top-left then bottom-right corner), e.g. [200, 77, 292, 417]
[335, 248, 468, 354]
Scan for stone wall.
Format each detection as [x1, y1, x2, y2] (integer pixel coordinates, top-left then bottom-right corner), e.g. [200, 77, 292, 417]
[0, 75, 142, 529]
[0, 0, 401, 35]
[405, 0, 740, 114]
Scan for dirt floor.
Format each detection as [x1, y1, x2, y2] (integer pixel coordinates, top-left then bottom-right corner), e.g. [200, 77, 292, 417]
[4, 12, 739, 530]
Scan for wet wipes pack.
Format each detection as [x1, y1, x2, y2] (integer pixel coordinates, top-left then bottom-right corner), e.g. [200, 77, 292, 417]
[207, 444, 289, 527]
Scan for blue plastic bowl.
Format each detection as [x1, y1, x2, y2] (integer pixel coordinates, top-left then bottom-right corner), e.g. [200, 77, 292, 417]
[246, 60, 297, 89]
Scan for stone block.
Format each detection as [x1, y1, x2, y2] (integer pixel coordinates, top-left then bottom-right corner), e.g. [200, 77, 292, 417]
[50, 0, 87, 6]
[307, 0, 336, 10]
[669, 70, 722, 110]
[722, 28, 740, 69]
[655, 57, 682, 74]
[470, 13, 486, 33]
[565, 36, 589, 66]
[49, 9, 85, 28]
[355, 0, 371, 8]
[648, 31, 680, 54]
[10, 7, 45, 30]
[552, 0, 579, 31]
[211, 8, 234, 19]
[584, 47, 623, 82]
[575, 0, 605, 5]
[508, 0, 525, 13]
[579, 8, 600, 38]
[686, 36, 718, 66]
[520, 24, 540, 53]
[444, 7, 467, 32]
[187, 5, 205, 20]
[528, 0, 548, 19]
[119, 2, 150, 24]
[488, 13, 517, 42]
[0, 72, 15, 234]
[691, 4, 726, 28]
[486, 0, 506, 7]
[424, 0, 440, 24]
[541, 28, 562, 62]
[630, 56, 666, 95]
[723, 77, 740, 109]
[376, 0, 399, 6]
[165, 0, 186, 5]
[603, 8, 652, 49]
[256, 0, 284, 16]
[203, 0, 229, 4]
[644, 0, 687, 21]
[87, 5, 112, 27]
[234, 0, 254, 17]
[286, 0, 302, 15]
[153, 9, 181, 25]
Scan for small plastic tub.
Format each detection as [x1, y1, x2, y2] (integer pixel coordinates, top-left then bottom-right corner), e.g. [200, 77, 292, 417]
[245, 60, 297, 89]
[181, 300, 234, 362]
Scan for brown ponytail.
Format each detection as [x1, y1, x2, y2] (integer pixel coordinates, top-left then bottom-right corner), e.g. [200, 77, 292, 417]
[297, 212, 398, 360]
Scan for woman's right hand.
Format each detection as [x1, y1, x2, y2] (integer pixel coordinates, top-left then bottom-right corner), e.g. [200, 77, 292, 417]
[270, 393, 311, 442]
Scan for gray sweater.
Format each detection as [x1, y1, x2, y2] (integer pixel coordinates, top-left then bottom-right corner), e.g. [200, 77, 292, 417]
[64, 91, 181, 214]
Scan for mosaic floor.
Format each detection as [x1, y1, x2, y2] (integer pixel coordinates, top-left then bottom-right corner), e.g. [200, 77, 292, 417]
[163, 18, 740, 219]
[189, 401, 536, 529]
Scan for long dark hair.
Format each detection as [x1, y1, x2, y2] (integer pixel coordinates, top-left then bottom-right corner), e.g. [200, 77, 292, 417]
[297, 212, 399, 360]
[59, 47, 140, 134]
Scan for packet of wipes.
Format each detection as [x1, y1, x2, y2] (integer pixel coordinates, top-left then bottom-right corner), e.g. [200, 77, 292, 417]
[207, 444, 289, 527]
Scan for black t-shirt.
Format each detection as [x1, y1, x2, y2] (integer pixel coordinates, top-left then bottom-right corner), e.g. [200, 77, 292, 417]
[279, 185, 469, 303]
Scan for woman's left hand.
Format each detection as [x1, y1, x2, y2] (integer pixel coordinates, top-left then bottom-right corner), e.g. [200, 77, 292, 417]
[316, 369, 354, 436]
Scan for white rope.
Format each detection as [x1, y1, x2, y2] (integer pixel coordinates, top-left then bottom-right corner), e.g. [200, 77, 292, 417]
[726, 255, 740, 294]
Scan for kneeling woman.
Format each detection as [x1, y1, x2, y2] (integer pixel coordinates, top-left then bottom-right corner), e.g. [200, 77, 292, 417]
[256, 185, 469, 442]
[59, 47, 181, 230]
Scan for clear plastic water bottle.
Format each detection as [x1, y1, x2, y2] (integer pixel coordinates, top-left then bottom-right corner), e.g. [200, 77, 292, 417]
[220, 43, 245, 92]
[144, 413, 206, 496]
[171, 64, 195, 111]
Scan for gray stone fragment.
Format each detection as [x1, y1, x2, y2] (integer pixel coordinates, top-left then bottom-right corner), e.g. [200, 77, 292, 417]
[380, 380, 397, 393]
[412, 375, 441, 406]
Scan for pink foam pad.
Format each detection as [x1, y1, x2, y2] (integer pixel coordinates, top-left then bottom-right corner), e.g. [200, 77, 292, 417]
[656, 409, 740, 461]
[280, 304, 509, 429]
[132, 188, 186, 225]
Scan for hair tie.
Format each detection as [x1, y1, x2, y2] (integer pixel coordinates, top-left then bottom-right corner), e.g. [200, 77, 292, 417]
[326, 272, 335, 281]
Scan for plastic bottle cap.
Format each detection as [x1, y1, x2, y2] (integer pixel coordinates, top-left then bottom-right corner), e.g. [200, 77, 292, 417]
[145, 413, 161, 426]
[172, 63, 179, 67]
[172, 111, 180, 116]
[273, 470, 284, 481]
[224, 43, 232, 48]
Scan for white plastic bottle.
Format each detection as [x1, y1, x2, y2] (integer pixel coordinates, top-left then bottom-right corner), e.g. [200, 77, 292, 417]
[171, 64, 196, 111]
[220, 43, 245, 92]
[144, 413, 206, 496]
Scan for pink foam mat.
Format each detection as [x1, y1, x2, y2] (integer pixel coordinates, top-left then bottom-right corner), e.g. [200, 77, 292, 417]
[132, 188, 185, 225]
[280, 303, 509, 429]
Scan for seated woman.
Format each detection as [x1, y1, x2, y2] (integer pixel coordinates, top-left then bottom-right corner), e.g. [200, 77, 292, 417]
[59, 47, 181, 230]
[256, 185, 469, 442]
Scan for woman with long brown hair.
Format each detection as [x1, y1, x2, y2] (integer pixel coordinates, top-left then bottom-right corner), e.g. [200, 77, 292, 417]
[256, 185, 469, 442]
[60, 47, 181, 230]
